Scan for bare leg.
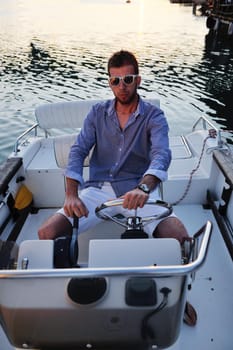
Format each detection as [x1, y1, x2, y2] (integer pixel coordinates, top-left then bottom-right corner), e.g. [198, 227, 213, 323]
[38, 213, 72, 240]
[153, 217, 188, 244]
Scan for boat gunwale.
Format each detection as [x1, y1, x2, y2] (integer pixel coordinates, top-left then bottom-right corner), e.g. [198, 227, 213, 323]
[0, 221, 212, 279]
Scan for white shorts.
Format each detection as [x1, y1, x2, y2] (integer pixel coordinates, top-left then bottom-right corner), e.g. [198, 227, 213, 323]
[57, 183, 176, 237]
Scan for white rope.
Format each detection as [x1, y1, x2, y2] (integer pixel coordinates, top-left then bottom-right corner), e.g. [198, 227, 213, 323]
[171, 130, 216, 206]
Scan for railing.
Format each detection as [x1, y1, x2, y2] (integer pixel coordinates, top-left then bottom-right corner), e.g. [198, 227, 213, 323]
[0, 221, 212, 279]
[13, 123, 38, 155]
[192, 115, 218, 132]
[192, 115, 225, 149]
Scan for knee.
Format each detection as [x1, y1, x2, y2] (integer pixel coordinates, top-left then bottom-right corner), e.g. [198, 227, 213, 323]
[38, 224, 52, 240]
[38, 221, 59, 240]
[153, 217, 188, 244]
[38, 214, 72, 240]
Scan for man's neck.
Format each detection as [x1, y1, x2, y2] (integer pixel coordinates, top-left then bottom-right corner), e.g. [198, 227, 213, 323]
[115, 95, 139, 129]
[115, 95, 139, 115]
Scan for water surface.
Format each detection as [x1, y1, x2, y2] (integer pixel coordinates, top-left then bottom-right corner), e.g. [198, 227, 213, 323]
[0, 0, 233, 164]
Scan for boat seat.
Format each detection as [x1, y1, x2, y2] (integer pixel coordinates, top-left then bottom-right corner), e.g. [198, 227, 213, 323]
[169, 135, 192, 160]
[35, 100, 99, 131]
[88, 238, 181, 267]
[17, 240, 54, 269]
[54, 133, 93, 168]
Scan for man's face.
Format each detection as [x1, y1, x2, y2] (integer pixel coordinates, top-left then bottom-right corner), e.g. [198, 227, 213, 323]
[108, 64, 141, 105]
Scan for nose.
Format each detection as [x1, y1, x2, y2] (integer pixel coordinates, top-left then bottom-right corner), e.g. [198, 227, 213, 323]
[118, 79, 127, 88]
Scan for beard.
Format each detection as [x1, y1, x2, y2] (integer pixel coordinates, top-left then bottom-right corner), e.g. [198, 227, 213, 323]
[115, 87, 138, 105]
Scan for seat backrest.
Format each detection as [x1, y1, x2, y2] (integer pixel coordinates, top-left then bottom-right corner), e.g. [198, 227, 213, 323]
[17, 240, 53, 269]
[35, 100, 100, 130]
[35, 99, 160, 131]
[88, 238, 181, 267]
[54, 133, 92, 168]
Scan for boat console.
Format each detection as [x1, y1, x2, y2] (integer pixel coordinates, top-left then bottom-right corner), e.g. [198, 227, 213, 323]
[0, 199, 212, 349]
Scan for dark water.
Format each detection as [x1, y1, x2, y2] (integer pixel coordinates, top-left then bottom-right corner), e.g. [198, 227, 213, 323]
[0, 0, 233, 164]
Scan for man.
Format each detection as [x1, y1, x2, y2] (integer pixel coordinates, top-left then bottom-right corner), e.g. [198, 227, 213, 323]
[38, 50, 196, 326]
[38, 50, 188, 243]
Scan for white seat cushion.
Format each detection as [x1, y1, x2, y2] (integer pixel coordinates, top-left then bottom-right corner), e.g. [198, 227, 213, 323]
[88, 238, 181, 267]
[17, 240, 54, 269]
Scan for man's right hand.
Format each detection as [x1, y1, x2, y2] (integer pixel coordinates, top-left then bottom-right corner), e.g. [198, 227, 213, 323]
[64, 195, 89, 218]
[64, 177, 89, 218]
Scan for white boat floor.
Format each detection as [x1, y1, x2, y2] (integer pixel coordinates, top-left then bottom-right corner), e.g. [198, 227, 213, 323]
[1, 204, 233, 350]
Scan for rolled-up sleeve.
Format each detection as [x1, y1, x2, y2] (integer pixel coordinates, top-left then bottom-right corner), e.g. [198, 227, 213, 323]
[143, 109, 171, 182]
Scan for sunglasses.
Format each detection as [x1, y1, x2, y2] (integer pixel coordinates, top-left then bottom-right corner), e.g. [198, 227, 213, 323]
[109, 74, 138, 86]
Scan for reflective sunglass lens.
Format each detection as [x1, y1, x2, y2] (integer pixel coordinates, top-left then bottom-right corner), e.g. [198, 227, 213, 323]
[123, 75, 134, 84]
[110, 77, 120, 86]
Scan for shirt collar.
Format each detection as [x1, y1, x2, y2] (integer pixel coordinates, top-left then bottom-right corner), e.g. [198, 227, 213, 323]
[106, 96, 143, 118]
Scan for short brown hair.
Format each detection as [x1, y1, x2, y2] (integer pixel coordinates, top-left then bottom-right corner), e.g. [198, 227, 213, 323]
[107, 50, 139, 75]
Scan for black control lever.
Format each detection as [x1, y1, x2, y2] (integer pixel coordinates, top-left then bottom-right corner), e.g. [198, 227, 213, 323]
[69, 215, 79, 267]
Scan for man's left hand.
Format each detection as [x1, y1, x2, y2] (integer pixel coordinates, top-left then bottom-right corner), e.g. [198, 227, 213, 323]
[121, 188, 149, 210]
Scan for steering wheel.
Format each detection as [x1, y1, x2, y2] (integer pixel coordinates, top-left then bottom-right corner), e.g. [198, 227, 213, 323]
[95, 199, 173, 238]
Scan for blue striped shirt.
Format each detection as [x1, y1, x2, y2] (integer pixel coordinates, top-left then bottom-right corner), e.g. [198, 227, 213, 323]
[65, 97, 171, 197]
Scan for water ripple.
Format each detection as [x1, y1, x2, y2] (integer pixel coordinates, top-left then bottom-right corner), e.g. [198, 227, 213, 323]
[0, 0, 233, 163]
